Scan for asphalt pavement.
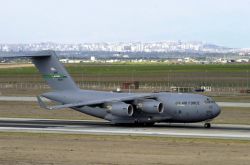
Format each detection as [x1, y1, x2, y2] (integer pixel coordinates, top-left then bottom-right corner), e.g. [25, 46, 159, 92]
[0, 118, 250, 140]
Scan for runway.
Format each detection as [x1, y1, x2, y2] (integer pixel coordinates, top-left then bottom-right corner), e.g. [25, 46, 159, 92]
[0, 118, 250, 140]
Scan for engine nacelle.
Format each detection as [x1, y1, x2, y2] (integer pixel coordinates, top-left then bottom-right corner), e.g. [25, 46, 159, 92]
[136, 99, 164, 114]
[106, 102, 134, 117]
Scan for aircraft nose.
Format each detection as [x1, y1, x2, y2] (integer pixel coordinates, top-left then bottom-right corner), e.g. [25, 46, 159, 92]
[213, 103, 221, 117]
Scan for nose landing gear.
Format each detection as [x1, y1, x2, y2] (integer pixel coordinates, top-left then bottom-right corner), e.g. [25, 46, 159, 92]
[204, 123, 211, 128]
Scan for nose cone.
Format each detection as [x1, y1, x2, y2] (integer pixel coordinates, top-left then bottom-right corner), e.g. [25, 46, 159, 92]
[213, 103, 221, 118]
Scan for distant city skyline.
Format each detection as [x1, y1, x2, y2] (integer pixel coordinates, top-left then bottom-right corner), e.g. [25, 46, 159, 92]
[0, 0, 250, 48]
[0, 41, 239, 53]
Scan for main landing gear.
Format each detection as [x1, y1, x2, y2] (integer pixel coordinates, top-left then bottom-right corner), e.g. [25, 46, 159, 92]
[204, 123, 211, 128]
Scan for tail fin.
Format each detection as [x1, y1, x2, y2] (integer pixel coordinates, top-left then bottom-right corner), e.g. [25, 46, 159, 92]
[31, 51, 79, 91]
[2, 50, 79, 91]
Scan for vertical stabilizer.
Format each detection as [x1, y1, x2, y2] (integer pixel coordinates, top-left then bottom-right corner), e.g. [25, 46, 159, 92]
[31, 50, 79, 91]
[1, 50, 79, 91]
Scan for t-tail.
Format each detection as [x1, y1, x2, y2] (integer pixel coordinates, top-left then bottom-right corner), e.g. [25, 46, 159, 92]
[2, 50, 79, 91]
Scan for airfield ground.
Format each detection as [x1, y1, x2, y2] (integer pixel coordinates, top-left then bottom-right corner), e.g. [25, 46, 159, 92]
[0, 63, 250, 93]
[0, 63, 250, 124]
[0, 63, 250, 164]
[1, 63, 250, 100]
[0, 132, 250, 165]
[0, 63, 250, 123]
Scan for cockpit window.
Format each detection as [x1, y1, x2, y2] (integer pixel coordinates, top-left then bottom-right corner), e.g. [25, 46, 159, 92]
[204, 98, 215, 104]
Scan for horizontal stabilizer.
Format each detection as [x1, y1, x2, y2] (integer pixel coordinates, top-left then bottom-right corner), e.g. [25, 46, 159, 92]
[0, 50, 53, 58]
[36, 96, 52, 110]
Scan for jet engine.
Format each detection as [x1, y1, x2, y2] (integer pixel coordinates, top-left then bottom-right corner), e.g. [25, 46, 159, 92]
[136, 99, 164, 114]
[105, 102, 134, 117]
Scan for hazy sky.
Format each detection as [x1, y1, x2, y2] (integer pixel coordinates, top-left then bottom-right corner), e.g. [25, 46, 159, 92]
[0, 0, 249, 48]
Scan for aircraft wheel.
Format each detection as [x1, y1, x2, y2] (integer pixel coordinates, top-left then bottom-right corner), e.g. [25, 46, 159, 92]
[204, 123, 211, 128]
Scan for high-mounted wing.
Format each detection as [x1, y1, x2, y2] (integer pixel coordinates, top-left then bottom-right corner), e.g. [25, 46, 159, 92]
[37, 93, 155, 110]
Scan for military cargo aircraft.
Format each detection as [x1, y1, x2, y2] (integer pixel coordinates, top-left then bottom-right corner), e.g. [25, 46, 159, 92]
[2, 50, 221, 128]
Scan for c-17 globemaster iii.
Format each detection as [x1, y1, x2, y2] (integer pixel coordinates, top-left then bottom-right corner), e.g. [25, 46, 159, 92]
[2, 50, 221, 128]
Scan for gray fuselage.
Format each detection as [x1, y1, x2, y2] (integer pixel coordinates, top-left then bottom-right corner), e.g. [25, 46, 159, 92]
[43, 90, 221, 124]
